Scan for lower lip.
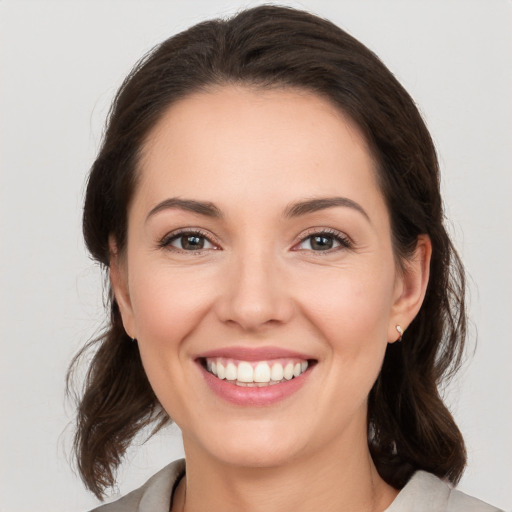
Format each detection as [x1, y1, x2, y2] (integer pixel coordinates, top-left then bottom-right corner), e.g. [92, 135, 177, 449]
[198, 362, 313, 406]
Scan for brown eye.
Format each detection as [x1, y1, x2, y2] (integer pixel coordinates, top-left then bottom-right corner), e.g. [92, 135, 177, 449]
[295, 231, 352, 252]
[164, 231, 216, 251]
[310, 235, 334, 251]
[180, 235, 205, 250]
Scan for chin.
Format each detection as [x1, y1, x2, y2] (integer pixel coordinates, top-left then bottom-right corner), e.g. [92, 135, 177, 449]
[189, 418, 311, 469]
[215, 441, 302, 469]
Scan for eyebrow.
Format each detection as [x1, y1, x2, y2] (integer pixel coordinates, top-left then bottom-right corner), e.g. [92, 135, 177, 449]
[284, 197, 370, 222]
[146, 196, 370, 223]
[146, 198, 223, 221]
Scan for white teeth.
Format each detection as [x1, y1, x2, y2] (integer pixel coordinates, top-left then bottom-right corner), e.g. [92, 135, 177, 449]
[283, 363, 294, 380]
[225, 362, 237, 381]
[253, 362, 271, 383]
[237, 362, 254, 382]
[205, 357, 311, 385]
[235, 381, 272, 387]
[271, 363, 284, 381]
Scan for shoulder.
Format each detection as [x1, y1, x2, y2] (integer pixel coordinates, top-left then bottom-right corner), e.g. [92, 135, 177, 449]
[88, 459, 185, 512]
[386, 471, 504, 512]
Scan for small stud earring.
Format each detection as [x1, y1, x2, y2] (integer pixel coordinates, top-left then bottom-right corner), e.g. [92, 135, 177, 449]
[395, 325, 404, 342]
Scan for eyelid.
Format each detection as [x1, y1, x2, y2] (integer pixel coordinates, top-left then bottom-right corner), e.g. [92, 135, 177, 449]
[291, 227, 353, 252]
[159, 228, 222, 252]
[158, 226, 352, 253]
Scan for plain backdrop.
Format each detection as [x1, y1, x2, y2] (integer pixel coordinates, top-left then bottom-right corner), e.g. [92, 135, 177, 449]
[1, 1, 511, 510]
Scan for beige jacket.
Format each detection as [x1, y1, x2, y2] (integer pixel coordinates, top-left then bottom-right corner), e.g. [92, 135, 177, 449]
[90, 459, 503, 512]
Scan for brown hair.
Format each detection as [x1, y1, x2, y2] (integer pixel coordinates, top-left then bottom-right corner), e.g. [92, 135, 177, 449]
[68, 5, 467, 499]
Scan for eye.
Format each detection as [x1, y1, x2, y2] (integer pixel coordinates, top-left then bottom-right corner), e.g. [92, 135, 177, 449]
[294, 230, 352, 252]
[161, 230, 218, 252]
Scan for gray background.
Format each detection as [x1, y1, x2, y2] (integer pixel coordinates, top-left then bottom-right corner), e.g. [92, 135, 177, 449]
[1, 1, 511, 510]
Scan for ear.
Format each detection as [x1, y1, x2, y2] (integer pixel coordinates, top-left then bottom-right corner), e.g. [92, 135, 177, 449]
[109, 236, 136, 339]
[388, 234, 432, 343]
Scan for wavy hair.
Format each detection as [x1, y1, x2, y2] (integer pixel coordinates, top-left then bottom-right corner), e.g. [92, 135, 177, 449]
[68, 5, 467, 499]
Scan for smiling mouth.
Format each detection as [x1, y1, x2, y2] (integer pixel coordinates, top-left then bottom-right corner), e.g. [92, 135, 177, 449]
[199, 357, 316, 387]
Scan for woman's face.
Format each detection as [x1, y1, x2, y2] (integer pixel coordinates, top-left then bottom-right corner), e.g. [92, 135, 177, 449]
[112, 86, 424, 468]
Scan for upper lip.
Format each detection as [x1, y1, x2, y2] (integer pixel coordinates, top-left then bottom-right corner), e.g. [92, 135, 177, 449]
[195, 346, 316, 361]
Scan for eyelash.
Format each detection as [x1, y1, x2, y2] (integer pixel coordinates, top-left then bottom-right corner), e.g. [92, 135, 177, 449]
[292, 228, 353, 253]
[158, 227, 353, 254]
[159, 228, 220, 254]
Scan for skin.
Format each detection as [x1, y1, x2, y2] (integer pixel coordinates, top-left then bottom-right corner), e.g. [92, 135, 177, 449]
[110, 86, 431, 512]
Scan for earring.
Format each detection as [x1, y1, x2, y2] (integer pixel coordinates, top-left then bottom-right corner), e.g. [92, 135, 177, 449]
[395, 325, 404, 342]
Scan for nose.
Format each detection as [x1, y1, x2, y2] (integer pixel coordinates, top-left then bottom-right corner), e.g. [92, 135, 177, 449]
[215, 247, 295, 332]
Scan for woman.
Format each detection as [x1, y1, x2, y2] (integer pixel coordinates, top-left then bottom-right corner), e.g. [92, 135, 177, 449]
[69, 6, 502, 511]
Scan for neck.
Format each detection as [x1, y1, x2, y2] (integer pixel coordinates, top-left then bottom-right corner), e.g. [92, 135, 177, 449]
[175, 432, 398, 512]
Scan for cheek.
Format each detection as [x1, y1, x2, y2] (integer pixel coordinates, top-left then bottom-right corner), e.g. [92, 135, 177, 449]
[295, 259, 396, 400]
[299, 264, 395, 341]
[128, 262, 215, 360]
[127, 263, 218, 420]
[300, 264, 395, 418]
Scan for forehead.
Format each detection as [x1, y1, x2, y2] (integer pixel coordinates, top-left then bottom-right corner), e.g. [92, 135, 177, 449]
[136, 85, 383, 217]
